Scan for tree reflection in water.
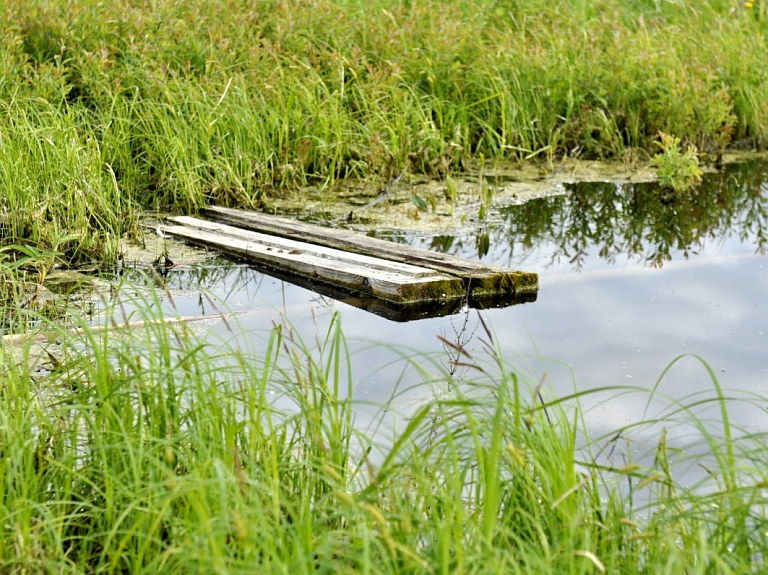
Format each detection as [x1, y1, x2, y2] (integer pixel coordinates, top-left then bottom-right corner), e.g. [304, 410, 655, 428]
[498, 159, 768, 269]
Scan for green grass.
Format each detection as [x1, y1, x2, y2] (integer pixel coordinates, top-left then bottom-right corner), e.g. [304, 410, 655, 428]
[1, 0, 768, 265]
[2, 3, 767, 570]
[1, 283, 767, 573]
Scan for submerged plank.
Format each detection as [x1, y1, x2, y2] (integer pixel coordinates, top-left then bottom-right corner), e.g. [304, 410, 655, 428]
[160, 219, 466, 303]
[200, 206, 539, 296]
[233, 260, 469, 322]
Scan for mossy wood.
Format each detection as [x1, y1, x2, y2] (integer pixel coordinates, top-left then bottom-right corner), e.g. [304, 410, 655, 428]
[161, 217, 466, 304]
[200, 206, 539, 295]
[163, 210, 538, 305]
[234, 260, 470, 322]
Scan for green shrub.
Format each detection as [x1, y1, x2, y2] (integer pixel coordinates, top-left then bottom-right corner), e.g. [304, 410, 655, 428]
[652, 132, 703, 194]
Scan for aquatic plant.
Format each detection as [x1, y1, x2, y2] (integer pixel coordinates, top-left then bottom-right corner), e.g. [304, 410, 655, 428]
[651, 132, 703, 194]
[443, 175, 459, 216]
[0, 244, 63, 332]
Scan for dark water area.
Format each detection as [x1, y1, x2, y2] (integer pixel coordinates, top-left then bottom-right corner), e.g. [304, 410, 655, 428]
[123, 160, 768, 458]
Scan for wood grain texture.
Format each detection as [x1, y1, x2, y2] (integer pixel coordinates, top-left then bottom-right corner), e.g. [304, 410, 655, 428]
[160, 221, 466, 303]
[200, 206, 538, 294]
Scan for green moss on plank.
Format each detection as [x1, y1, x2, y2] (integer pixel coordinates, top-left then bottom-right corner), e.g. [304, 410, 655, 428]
[510, 271, 539, 293]
[467, 271, 539, 298]
[396, 278, 466, 303]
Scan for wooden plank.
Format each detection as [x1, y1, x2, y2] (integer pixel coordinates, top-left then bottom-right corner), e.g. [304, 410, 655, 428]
[232, 260, 469, 322]
[167, 216, 438, 277]
[200, 206, 538, 296]
[159, 222, 467, 304]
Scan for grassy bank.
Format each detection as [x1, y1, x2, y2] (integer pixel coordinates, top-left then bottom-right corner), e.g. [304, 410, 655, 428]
[0, 288, 767, 572]
[0, 0, 767, 263]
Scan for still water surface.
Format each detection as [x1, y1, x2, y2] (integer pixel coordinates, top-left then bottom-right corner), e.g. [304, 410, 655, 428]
[127, 160, 768, 455]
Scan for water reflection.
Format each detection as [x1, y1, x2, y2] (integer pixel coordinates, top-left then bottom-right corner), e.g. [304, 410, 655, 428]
[366, 161, 768, 271]
[100, 159, 768, 464]
[498, 160, 768, 269]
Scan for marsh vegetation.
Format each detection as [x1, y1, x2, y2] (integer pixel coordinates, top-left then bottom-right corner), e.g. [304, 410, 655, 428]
[2, 0, 768, 571]
[1, 0, 767, 264]
[2, 289, 768, 573]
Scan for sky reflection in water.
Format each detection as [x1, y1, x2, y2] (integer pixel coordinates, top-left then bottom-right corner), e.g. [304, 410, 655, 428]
[143, 160, 768, 454]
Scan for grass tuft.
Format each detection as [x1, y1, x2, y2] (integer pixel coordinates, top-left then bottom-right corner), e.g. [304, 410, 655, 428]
[1, 0, 767, 263]
[1, 287, 767, 571]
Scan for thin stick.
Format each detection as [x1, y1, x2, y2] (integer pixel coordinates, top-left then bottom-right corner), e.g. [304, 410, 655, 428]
[2, 312, 244, 346]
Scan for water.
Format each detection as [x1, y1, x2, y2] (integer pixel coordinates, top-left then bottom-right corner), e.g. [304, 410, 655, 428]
[118, 159, 768, 457]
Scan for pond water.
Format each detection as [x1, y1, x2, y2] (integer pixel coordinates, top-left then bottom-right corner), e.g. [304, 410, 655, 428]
[117, 159, 768, 463]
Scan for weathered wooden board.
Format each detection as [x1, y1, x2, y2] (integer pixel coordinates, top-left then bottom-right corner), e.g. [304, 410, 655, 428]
[229, 260, 469, 322]
[200, 206, 539, 296]
[160, 217, 467, 304]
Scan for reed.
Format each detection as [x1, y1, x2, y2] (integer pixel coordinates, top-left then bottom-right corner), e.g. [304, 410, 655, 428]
[0, 0, 766, 263]
[1, 283, 766, 572]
